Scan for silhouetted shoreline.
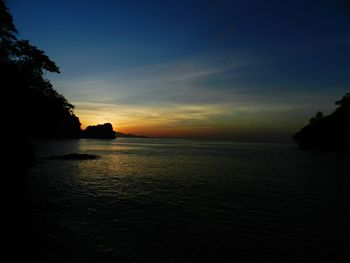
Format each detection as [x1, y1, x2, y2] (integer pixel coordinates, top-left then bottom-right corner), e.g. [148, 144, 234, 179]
[293, 93, 350, 153]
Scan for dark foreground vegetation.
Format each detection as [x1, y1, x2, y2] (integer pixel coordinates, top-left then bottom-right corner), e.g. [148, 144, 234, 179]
[1, 0, 116, 149]
[0, 1, 116, 262]
[293, 93, 350, 152]
[1, 2, 81, 140]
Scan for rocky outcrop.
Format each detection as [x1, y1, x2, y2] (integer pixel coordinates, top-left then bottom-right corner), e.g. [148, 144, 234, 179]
[82, 123, 116, 139]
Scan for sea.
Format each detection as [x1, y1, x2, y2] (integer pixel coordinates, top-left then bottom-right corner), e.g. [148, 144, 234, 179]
[25, 138, 350, 262]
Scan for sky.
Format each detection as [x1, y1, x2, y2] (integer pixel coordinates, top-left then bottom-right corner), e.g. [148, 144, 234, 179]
[7, 0, 350, 141]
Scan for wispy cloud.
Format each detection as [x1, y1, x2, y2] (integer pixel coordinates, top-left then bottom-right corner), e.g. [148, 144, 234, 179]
[51, 51, 345, 139]
[53, 55, 236, 104]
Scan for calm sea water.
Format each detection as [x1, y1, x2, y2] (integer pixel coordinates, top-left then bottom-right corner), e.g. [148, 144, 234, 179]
[27, 138, 350, 262]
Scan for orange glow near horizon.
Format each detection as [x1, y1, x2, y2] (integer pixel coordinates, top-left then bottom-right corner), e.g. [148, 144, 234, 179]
[74, 101, 304, 141]
[77, 116, 300, 141]
[79, 119, 219, 138]
[75, 103, 230, 138]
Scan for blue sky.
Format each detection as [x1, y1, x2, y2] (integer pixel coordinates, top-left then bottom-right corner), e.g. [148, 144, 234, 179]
[7, 0, 350, 141]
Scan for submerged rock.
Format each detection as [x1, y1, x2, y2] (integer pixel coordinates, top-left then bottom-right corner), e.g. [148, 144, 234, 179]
[46, 153, 99, 160]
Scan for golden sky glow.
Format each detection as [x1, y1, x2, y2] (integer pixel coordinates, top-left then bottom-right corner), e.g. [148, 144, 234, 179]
[10, 0, 350, 142]
[52, 54, 342, 141]
[74, 101, 314, 140]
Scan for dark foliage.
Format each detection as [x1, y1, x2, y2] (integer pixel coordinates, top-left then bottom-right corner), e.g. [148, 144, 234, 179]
[1, 0, 81, 139]
[293, 93, 350, 152]
[82, 123, 116, 139]
[1, 1, 84, 261]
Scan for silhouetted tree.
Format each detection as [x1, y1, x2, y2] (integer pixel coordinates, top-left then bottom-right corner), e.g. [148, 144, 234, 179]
[1, 0, 81, 139]
[335, 93, 350, 107]
[293, 93, 350, 152]
[309, 111, 324, 125]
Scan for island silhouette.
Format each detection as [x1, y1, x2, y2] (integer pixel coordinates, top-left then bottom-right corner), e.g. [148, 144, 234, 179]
[82, 123, 116, 139]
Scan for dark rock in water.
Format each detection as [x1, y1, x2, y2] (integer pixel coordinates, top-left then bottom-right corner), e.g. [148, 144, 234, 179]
[82, 123, 116, 139]
[293, 93, 350, 152]
[46, 153, 99, 160]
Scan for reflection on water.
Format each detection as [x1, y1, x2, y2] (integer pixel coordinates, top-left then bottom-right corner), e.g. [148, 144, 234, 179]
[28, 138, 350, 262]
